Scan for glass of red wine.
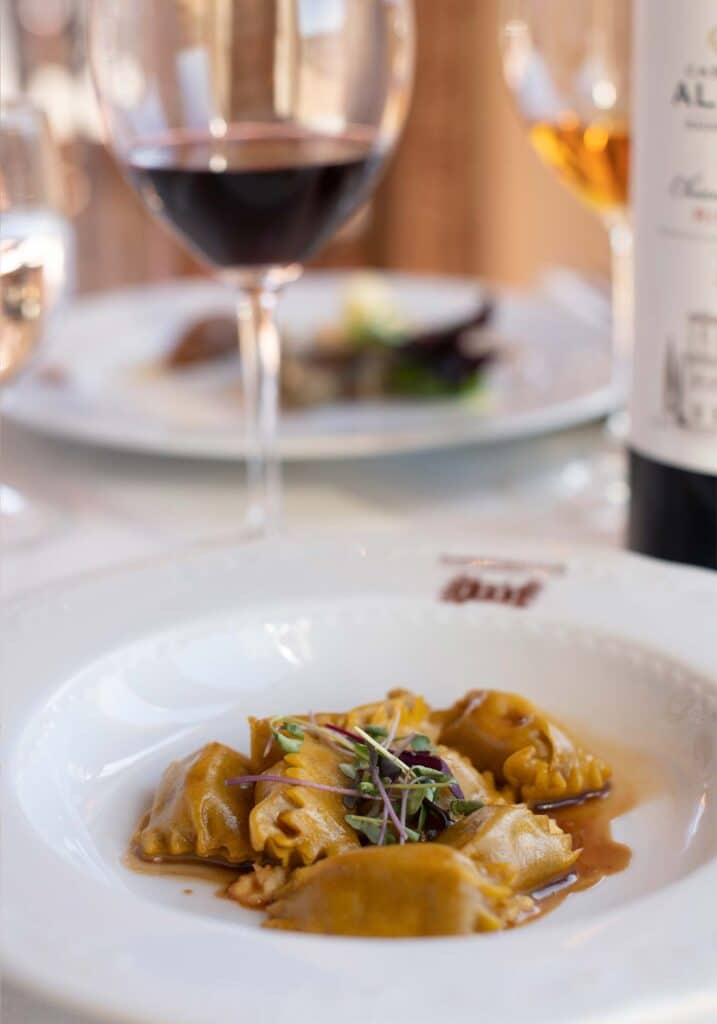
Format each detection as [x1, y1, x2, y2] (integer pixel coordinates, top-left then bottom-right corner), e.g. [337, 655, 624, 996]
[89, 0, 415, 534]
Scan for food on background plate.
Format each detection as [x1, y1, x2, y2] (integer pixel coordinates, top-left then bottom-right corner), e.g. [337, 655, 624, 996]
[165, 274, 495, 406]
[132, 687, 627, 938]
[166, 315, 237, 369]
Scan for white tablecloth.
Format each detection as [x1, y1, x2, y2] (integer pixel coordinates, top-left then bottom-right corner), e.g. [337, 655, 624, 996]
[1, 416, 621, 1023]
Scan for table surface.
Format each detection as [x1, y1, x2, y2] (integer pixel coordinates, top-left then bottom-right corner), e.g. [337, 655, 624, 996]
[1, 414, 623, 1024]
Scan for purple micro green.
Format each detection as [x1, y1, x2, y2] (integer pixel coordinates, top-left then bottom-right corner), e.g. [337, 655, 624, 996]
[399, 788, 408, 833]
[392, 732, 417, 755]
[326, 723, 364, 744]
[401, 751, 464, 799]
[370, 762, 407, 844]
[385, 779, 455, 792]
[226, 774, 359, 798]
[378, 800, 389, 846]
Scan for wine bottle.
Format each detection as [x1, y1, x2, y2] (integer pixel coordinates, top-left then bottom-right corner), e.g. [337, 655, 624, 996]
[628, 0, 717, 569]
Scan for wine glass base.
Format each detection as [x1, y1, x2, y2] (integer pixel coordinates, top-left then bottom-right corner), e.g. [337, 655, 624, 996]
[554, 449, 630, 537]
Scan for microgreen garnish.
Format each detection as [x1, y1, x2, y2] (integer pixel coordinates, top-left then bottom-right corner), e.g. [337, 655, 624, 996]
[239, 713, 491, 848]
[275, 732, 303, 754]
[412, 765, 450, 780]
[411, 734, 432, 751]
[226, 774, 359, 798]
[346, 815, 396, 846]
[363, 724, 389, 740]
[269, 717, 306, 755]
[283, 721, 304, 738]
[450, 799, 485, 817]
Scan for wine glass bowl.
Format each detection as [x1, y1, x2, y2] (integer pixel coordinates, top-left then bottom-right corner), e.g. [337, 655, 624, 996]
[500, 2, 633, 369]
[89, 0, 415, 532]
[0, 101, 68, 384]
[501, 0, 631, 226]
[0, 240, 46, 385]
[1, 100, 70, 546]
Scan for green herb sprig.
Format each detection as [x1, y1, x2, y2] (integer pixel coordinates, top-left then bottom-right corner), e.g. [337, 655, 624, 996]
[255, 714, 486, 847]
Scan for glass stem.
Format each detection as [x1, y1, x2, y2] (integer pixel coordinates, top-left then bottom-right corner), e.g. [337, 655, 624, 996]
[608, 217, 634, 398]
[237, 282, 282, 535]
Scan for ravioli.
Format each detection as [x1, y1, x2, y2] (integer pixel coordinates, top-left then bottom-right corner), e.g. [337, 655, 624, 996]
[249, 689, 435, 773]
[250, 735, 361, 867]
[343, 688, 436, 738]
[438, 690, 611, 805]
[265, 844, 534, 936]
[438, 804, 579, 892]
[131, 687, 623, 940]
[137, 742, 255, 864]
[436, 745, 506, 805]
[248, 712, 343, 772]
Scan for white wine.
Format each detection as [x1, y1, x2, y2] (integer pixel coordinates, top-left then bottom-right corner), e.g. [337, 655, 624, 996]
[529, 120, 630, 216]
[628, 0, 717, 568]
[0, 238, 46, 385]
[0, 210, 70, 385]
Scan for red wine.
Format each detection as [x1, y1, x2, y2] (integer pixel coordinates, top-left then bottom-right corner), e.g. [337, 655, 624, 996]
[128, 129, 383, 269]
[628, 1, 717, 569]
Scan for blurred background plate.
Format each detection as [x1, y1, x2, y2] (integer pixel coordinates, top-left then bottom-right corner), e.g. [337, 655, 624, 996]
[2, 271, 615, 461]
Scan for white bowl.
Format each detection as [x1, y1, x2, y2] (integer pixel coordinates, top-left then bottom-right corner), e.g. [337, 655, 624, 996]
[3, 532, 717, 1024]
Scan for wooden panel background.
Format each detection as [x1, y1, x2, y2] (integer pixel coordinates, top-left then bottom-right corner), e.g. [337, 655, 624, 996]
[67, 0, 610, 294]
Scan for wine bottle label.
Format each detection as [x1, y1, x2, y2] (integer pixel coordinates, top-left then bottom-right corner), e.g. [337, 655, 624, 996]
[631, 0, 717, 475]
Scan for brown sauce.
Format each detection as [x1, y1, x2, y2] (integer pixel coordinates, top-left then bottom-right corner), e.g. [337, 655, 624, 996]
[527, 740, 663, 920]
[528, 781, 633, 920]
[124, 846, 245, 888]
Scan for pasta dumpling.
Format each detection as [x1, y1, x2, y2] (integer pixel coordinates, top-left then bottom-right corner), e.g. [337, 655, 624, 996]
[250, 690, 435, 773]
[436, 745, 506, 805]
[250, 735, 361, 867]
[136, 742, 255, 864]
[249, 712, 341, 773]
[343, 688, 436, 737]
[438, 804, 579, 892]
[438, 690, 611, 805]
[131, 687, 622, 939]
[265, 844, 534, 936]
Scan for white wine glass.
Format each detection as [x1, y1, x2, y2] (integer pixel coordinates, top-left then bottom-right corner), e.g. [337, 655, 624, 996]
[500, 0, 633, 530]
[89, 0, 415, 536]
[501, 0, 632, 375]
[1, 100, 70, 546]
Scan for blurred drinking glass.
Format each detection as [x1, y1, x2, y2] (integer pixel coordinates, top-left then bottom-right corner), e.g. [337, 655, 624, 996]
[500, 1, 633, 530]
[89, 0, 415, 536]
[1, 100, 70, 543]
[501, 0, 632, 380]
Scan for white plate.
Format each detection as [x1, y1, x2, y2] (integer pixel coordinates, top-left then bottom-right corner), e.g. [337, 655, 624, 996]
[2, 530, 717, 1024]
[2, 272, 615, 460]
